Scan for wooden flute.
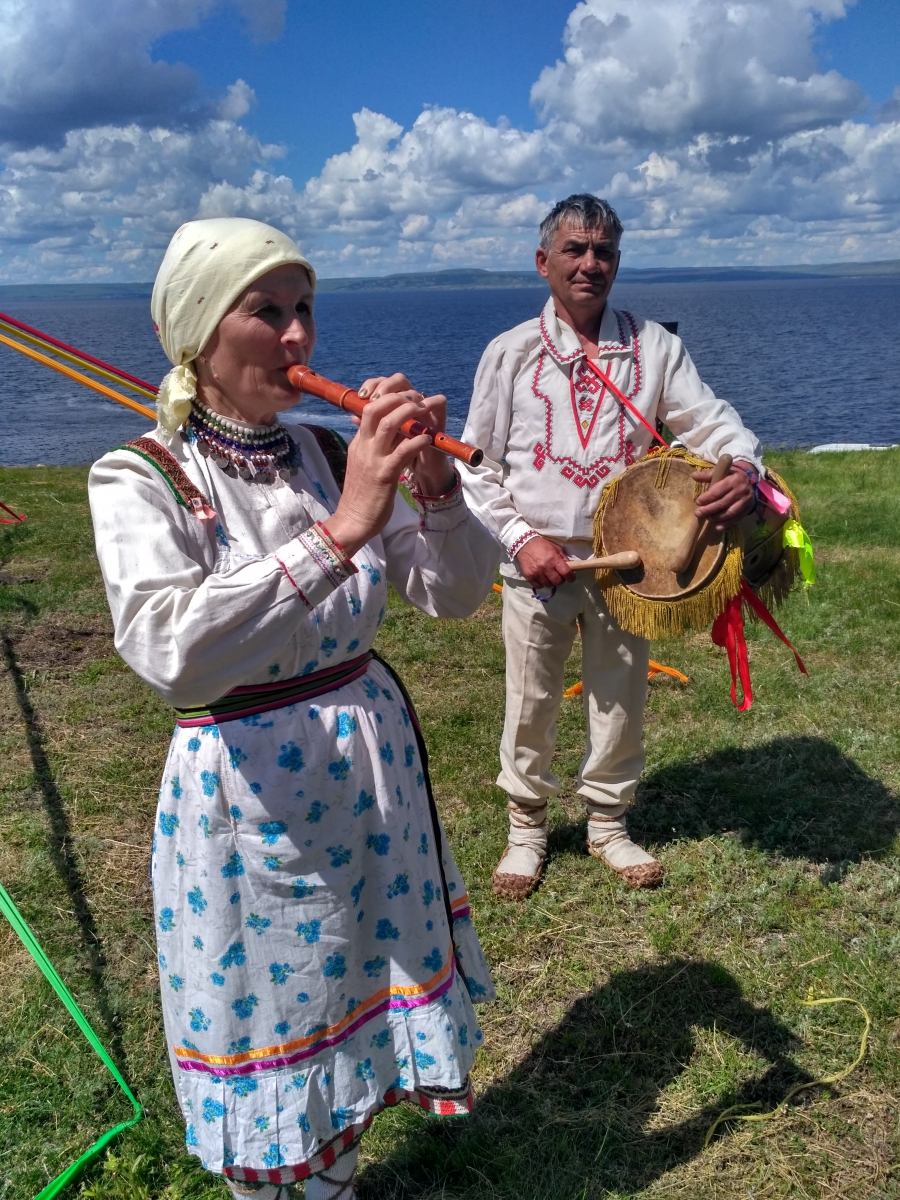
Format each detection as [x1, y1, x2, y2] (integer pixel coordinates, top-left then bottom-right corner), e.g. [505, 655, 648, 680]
[287, 365, 484, 466]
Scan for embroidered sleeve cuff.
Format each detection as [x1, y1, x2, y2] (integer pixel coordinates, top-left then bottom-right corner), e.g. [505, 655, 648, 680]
[409, 468, 462, 508]
[504, 525, 541, 561]
[409, 470, 468, 531]
[277, 521, 358, 608]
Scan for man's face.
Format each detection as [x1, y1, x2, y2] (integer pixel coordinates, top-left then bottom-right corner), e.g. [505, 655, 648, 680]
[535, 220, 620, 316]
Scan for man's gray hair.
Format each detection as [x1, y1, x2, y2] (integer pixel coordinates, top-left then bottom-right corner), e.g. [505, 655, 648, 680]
[539, 194, 624, 251]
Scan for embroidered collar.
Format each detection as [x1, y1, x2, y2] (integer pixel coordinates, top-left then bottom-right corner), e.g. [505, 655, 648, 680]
[538, 297, 633, 365]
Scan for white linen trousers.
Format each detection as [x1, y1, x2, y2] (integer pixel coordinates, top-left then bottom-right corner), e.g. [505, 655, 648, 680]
[497, 572, 650, 815]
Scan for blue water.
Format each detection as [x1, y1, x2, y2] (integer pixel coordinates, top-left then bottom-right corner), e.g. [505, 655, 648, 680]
[1, 276, 898, 465]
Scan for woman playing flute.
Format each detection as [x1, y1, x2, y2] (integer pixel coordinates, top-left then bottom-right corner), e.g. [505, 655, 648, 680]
[89, 218, 498, 1198]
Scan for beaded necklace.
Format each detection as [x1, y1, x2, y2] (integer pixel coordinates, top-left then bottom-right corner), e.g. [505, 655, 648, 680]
[181, 400, 299, 483]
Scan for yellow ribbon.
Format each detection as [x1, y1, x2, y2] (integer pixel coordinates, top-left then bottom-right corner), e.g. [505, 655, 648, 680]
[783, 518, 815, 587]
[704, 994, 870, 1147]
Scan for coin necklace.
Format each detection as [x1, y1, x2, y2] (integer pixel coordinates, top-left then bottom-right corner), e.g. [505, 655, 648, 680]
[181, 399, 299, 483]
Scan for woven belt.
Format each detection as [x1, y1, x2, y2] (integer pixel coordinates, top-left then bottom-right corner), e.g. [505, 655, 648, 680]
[173, 652, 373, 727]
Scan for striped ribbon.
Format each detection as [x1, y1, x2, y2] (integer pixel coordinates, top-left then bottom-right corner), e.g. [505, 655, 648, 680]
[173, 652, 374, 726]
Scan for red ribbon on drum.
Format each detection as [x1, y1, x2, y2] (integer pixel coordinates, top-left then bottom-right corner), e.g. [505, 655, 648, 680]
[711, 580, 808, 711]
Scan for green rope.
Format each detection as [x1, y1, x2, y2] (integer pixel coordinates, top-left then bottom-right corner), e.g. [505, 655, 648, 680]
[0, 880, 142, 1199]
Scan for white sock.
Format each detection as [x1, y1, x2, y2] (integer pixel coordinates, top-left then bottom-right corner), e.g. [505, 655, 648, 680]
[306, 1145, 359, 1200]
[586, 813, 657, 870]
[498, 800, 548, 877]
[225, 1183, 290, 1200]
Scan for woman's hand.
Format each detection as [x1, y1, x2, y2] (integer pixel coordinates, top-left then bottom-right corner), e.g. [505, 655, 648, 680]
[322, 375, 451, 558]
[691, 459, 756, 530]
[358, 374, 455, 497]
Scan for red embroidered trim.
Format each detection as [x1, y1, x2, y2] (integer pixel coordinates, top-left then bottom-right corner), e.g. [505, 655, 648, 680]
[531, 349, 638, 490]
[120, 437, 216, 519]
[583, 357, 668, 450]
[274, 553, 310, 606]
[222, 1081, 474, 1183]
[508, 529, 539, 558]
[297, 523, 357, 588]
[539, 307, 632, 362]
[569, 358, 609, 450]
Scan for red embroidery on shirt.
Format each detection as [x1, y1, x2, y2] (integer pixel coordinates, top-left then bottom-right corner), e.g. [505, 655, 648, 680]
[530, 312, 644, 490]
[539, 307, 632, 363]
[570, 359, 608, 450]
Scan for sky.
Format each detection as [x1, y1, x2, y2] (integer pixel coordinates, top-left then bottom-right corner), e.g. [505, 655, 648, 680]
[0, 0, 898, 282]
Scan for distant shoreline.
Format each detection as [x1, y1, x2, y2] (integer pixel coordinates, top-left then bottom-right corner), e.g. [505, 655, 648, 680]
[1, 258, 899, 301]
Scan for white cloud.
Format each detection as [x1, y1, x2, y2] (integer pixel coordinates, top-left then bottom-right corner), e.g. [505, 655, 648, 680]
[0, 119, 285, 280]
[0, 0, 282, 148]
[610, 120, 900, 262]
[0, 0, 898, 279]
[299, 107, 560, 230]
[400, 214, 430, 238]
[216, 80, 257, 122]
[532, 0, 865, 144]
[880, 86, 900, 124]
[183, 107, 564, 272]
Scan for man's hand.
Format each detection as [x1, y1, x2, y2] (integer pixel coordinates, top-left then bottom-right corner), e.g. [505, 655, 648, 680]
[691, 459, 756, 530]
[515, 536, 576, 589]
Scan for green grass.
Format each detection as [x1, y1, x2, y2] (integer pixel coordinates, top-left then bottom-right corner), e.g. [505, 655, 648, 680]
[1, 451, 898, 1199]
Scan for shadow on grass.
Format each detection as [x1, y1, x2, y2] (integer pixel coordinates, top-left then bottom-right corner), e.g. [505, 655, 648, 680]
[363, 960, 814, 1199]
[629, 735, 899, 863]
[0, 519, 30, 560]
[1, 632, 125, 1063]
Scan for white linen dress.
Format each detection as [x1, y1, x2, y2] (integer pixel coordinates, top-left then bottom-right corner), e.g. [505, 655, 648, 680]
[88, 422, 499, 1182]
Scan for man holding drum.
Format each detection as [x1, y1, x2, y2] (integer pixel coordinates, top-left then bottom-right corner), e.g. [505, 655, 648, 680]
[459, 194, 762, 898]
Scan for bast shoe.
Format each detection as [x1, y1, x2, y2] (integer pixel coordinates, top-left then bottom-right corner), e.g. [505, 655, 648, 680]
[586, 815, 664, 889]
[491, 842, 546, 900]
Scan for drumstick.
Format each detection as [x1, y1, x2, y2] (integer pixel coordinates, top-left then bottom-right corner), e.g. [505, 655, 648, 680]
[567, 551, 642, 571]
[668, 453, 733, 574]
[286, 365, 484, 466]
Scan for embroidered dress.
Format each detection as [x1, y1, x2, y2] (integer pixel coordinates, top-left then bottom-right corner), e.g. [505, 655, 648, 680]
[89, 422, 499, 1180]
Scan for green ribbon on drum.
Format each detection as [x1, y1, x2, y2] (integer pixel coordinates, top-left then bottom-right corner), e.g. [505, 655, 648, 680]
[782, 518, 816, 587]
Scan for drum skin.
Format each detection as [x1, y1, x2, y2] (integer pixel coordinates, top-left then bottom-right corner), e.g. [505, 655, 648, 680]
[600, 456, 727, 600]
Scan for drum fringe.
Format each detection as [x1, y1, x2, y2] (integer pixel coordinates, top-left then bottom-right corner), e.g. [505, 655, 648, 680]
[591, 454, 801, 640]
[754, 545, 799, 612]
[594, 539, 744, 640]
[654, 454, 673, 490]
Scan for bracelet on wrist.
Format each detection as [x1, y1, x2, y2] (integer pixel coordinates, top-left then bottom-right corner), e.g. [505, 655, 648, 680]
[407, 468, 461, 502]
[732, 462, 760, 486]
[731, 462, 762, 513]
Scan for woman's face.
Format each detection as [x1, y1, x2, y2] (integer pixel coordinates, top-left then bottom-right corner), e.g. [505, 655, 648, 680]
[196, 263, 316, 424]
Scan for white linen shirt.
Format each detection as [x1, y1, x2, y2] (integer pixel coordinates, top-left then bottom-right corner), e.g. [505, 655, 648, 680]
[89, 425, 499, 710]
[458, 296, 763, 559]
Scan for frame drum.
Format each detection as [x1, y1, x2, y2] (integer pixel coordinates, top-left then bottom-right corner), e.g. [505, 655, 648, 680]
[600, 455, 727, 599]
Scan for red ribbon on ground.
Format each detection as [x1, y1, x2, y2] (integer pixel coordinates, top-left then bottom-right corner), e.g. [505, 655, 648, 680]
[711, 581, 807, 710]
[0, 499, 26, 524]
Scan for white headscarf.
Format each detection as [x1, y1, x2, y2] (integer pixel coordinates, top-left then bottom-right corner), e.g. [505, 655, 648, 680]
[150, 217, 316, 433]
